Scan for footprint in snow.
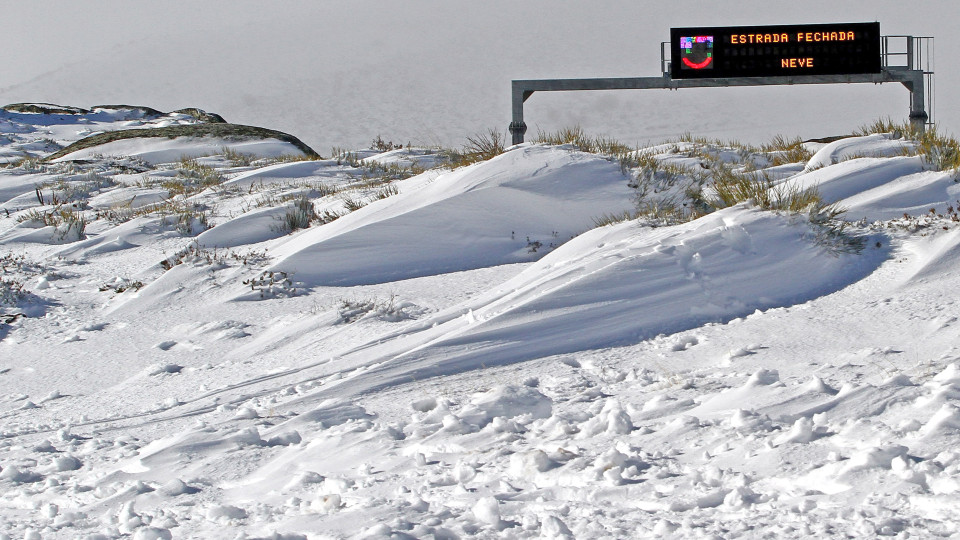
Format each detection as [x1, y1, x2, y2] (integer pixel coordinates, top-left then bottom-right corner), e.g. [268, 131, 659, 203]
[193, 320, 251, 340]
[160, 478, 200, 496]
[153, 340, 202, 352]
[671, 336, 699, 352]
[39, 390, 64, 403]
[154, 340, 177, 351]
[76, 322, 108, 332]
[560, 357, 581, 368]
[720, 344, 761, 365]
[720, 224, 754, 254]
[928, 316, 956, 332]
[146, 363, 184, 376]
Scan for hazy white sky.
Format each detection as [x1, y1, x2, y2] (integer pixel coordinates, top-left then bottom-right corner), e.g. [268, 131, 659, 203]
[1, 1, 952, 152]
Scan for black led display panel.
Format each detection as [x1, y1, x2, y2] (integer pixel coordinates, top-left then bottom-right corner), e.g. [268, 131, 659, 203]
[670, 22, 881, 79]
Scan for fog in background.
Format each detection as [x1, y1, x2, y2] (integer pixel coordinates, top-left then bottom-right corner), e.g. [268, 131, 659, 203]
[1, 0, 952, 153]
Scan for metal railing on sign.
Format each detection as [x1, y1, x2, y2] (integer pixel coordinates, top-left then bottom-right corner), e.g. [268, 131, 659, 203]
[882, 35, 935, 127]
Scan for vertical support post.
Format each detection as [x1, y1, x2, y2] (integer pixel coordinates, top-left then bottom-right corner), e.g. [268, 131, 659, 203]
[906, 69, 927, 134]
[509, 82, 529, 145]
[661, 41, 668, 76]
[509, 121, 527, 145]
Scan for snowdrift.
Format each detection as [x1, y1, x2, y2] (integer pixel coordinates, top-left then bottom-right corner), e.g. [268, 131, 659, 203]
[302, 204, 886, 397]
[5, 106, 960, 539]
[50, 135, 305, 165]
[1, 103, 222, 150]
[804, 133, 913, 171]
[268, 144, 636, 285]
[222, 160, 342, 189]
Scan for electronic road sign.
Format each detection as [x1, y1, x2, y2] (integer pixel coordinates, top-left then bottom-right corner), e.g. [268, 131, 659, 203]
[670, 22, 881, 79]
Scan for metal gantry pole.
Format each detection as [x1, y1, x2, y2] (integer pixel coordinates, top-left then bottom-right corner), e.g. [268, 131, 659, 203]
[508, 84, 529, 145]
[906, 69, 928, 132]
[510, 35, 931, 144]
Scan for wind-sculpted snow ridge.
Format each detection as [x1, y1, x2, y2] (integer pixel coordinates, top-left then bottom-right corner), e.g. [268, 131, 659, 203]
[47, 124, 315, 164]
[48, 134, 307, 166]
[267, 144, 636, 285]
[4, 112, 960, 538]
[787, 132, 960, 222]
[294, 204, 888, 399]
[0, 103, 228, 159]
[803, 133, 915, 171]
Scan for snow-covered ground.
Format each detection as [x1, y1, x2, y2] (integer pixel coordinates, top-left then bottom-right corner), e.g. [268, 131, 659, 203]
[2, 105, 960, 539]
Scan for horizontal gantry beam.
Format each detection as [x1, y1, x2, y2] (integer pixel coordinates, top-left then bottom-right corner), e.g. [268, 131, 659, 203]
[509, 69, 926, 144]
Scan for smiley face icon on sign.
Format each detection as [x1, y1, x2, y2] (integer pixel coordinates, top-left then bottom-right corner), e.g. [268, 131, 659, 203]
[679, 35, 714, 70]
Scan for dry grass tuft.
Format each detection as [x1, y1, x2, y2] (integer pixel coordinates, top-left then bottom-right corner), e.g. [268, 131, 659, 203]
[858, 119, 960, 172]
[443, 129, 507, 167]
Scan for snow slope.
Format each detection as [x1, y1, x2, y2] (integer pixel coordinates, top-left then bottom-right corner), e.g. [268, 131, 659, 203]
[50, 136, 304, 166]
[1, 105, 213, 160]
[2, 107, 960, 539]
[269, 145, 636, 285]
[278, 206, 886, 399]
